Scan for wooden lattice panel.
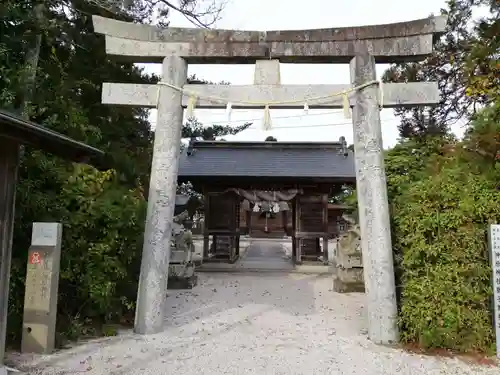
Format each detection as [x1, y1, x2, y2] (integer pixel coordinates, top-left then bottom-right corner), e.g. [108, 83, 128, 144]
[298, 195, 325, 258]
[207, 193, 234, 230]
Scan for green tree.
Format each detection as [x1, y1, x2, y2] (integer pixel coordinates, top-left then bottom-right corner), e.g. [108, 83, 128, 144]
[464, 1, 499, 102]
[339, 105, 499, 354]
[85, 0, 226, 28]
[390, 113, 500, 351]
[0, 0, 246, 347]
[383, 0, 497, 141]
[183, 117, 251, 140]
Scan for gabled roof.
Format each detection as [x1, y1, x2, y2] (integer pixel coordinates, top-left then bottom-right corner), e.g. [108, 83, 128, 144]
[177, 141, 355, 181]
[0, 110, 104, 164]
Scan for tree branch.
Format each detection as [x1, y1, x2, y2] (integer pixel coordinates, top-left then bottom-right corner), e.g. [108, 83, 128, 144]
[84, 0, 226, 28]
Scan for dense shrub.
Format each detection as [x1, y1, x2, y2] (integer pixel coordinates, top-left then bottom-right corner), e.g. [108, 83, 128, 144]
[7, 160, 146, 345]
[339, 105, 500, 352]
[391, 159, 500, 351]
[386, 104, 500, 352]
[57, 167, 146, 322]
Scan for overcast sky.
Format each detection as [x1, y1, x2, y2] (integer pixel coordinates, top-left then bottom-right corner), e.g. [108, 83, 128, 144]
[140, 0, 469, 148]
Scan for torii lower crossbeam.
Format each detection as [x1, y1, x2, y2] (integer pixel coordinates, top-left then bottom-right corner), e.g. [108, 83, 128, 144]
[102, 82, 440, 109]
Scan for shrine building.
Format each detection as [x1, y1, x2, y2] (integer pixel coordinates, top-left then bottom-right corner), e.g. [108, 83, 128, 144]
[177, 139, 356, 265]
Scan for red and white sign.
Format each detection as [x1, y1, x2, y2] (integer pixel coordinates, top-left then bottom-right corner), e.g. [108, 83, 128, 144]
[30, 252, 41, 265]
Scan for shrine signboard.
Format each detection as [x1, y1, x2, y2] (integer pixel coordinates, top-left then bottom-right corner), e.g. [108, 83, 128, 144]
[489, 224, 500, 358]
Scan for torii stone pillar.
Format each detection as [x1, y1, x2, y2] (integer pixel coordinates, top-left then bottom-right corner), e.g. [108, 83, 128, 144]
[350, 53, 398, 343]
[134, 57, 187, 334]
[91, 15, 446, 341]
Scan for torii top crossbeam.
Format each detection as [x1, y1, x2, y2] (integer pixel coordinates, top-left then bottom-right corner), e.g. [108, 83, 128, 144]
[92, 15, 447, 64]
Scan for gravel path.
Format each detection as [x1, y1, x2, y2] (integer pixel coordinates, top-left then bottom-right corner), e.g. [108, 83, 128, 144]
[8, 273, 498, 375]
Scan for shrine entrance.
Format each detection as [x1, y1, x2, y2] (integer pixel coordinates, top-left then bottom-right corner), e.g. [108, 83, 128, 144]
[177, 140, 356, 266]
[242, 198, 290, 239]
[240, 198, 293, 269]
[91, 14, 445, 342]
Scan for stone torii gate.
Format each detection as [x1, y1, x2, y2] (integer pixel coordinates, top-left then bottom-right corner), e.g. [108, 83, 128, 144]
[91, 15, 446, 344]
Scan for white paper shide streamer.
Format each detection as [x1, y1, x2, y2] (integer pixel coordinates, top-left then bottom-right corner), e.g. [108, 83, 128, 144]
[186, 94, 197, 118]
[155, 78, 381, 129]
[263, 104, 272, 130]
[226, 102, 233, 123]
[342, 93, 351, 119]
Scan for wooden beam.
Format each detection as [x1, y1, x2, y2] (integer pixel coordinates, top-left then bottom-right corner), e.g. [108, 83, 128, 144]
[204, 230, 240, 235]
[102, 82, 440, 109]
[295, 199, 301, 263]
[0, 139, 19, 367]
[203, 190, 209, 259]
[322, 195, 329, 265]
[295, 231, 330, 238]
[300, 195, 325, 203]
[328, 204, 351, 210]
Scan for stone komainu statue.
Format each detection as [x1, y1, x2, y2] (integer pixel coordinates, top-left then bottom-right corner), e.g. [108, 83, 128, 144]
[168, 195, 197, 289]
[333, 211, 364, 293]
[171, 210, 193, 251]
[338, 212, 361, 250]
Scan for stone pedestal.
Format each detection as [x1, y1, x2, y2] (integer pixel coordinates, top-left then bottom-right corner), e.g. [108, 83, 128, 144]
[192, 242, 203, 265]
[333, 227, 365, 293]
[327, 239, 337, 264]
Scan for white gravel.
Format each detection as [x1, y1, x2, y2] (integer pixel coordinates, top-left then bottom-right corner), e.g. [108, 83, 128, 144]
[8, 272, 498, 375]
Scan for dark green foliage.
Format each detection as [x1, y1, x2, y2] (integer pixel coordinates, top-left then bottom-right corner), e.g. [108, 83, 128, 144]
[1, 0, 153, 345]
[1, 0, 247, 346]
[183, 117, 252, 140]
[8, 166, 146, 344]
[338, 104, 499, 352]
[386, 103, 500, 352]
[376, 0, 500, 352]
[382, 0, 498, 141]
[1, 0, 498, 354]
[391, 149, 500, 351]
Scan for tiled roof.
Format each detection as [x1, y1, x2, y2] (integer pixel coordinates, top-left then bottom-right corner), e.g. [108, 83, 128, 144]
[177, 141, 355, 179]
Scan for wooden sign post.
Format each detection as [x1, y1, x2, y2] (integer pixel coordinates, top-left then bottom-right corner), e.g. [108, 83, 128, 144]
[489, 224, 500, 358]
